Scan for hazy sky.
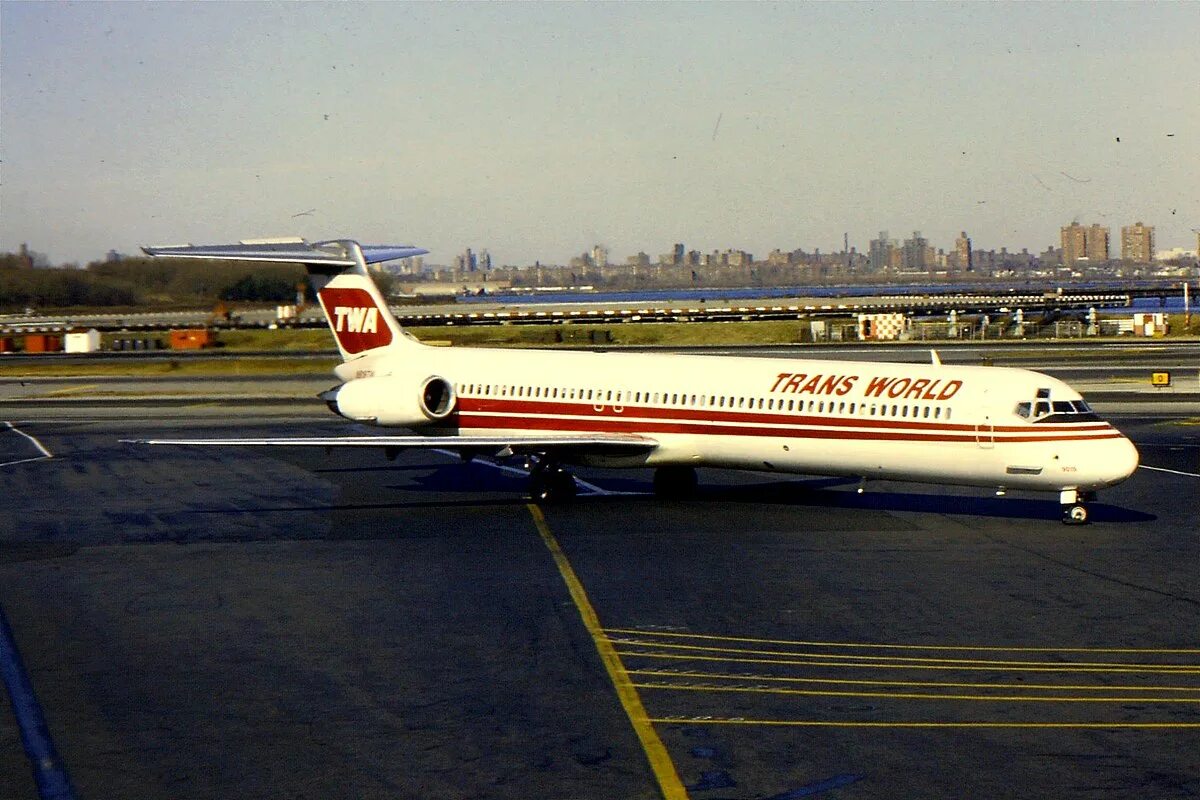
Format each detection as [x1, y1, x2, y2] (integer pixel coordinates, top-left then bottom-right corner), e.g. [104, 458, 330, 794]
[2, 1, 1197, 266]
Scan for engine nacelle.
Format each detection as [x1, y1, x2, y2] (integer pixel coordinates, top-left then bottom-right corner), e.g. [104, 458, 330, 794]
[325, 375, 456, 427]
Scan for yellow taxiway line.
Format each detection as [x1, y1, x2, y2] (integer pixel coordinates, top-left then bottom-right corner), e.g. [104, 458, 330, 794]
[526, 504, 687, 800]
[605, 627, 1200, 655]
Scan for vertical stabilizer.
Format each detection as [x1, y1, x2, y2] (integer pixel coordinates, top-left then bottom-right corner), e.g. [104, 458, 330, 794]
[308, 240, 410, 361]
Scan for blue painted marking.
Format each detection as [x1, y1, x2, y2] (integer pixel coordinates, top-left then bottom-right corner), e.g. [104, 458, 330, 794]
[769, 773, 866, 799]
[690, 745, 720, 759]
[0, 604, 77, 800]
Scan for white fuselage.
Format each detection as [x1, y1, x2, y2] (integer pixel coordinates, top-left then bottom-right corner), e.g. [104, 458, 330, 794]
[335, 343, 1139, 495]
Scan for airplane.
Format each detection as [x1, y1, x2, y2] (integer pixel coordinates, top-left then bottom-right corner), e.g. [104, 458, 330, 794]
[131, 237, 1139, 524]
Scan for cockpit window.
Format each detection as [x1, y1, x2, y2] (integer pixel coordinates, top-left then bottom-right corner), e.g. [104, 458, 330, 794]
[1023, 394, 1100, 423]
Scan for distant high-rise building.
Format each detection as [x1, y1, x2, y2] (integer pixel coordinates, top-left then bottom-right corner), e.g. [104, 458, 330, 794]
[1061, 222, 1109, 264]
[590, 245, 608, 269]
[454, 248, 478, 272]
[955, 231, 973, 272]
[1086, 224, 1109, 262]
[901, 231, 929, 271]
[725, 250, 752, 267]
[868, 231, 895, 272]
[1120, 222, 1155, 263]
[659, 242, 685, 267]
[479, 249, 492, 271]
[1061, 222, 1088, 264]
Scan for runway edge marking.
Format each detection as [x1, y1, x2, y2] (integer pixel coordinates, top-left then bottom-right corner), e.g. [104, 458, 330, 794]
[526, 504, 687, 800]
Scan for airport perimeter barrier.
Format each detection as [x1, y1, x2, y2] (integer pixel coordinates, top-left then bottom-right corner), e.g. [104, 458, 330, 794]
[0, 291, 1172, 337]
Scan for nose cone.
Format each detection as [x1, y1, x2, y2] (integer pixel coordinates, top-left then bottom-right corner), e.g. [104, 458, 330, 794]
[1101, 435, 1140, 487]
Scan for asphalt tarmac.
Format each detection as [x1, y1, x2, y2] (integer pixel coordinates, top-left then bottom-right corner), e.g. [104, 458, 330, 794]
[1, 404, 1198, 799]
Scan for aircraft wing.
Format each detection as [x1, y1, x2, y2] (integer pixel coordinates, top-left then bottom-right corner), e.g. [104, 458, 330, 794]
[121, 432, 657, 458]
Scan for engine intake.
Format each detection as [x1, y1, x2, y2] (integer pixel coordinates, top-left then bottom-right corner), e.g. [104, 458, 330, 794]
[420, 376, 455, 420]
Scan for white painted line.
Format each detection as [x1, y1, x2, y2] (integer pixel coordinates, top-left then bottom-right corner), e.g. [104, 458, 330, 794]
[2, 421, 54, 466]
[0, 456, 53, 468]
[1138, 465, 1200, 479]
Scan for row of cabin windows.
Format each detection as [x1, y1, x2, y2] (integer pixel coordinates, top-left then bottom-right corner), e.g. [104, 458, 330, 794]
[455, 382, 952, 421]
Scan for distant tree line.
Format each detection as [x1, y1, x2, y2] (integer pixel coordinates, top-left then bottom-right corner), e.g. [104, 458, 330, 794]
[0, 253, 307, 309]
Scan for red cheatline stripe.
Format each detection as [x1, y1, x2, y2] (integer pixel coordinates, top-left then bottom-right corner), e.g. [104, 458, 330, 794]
[455, 413, 1123, 444]
[455, 398, 1115, 437]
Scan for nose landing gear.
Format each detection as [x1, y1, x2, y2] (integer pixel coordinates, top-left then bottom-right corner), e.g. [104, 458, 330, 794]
[1060, 489, 1095, 525]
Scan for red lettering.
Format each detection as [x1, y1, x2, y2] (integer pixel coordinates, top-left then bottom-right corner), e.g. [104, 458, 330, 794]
[864, 376, 895, 397]
[771, 373, 791, 392]
[785, 373, 806, 392]
[921, 379, 942, 400]
[819, 374, 842, 395]
[800, 375, 823, 394]
[837, 375, 858, 396]
[937, 380, 963, 400]
[905, 378, 930, 399]
[887, 378, 912, 398]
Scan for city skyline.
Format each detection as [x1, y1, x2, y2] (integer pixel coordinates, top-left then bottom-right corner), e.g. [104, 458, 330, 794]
[2, 3, 1197, 266]
[6, 214, 1191, 272]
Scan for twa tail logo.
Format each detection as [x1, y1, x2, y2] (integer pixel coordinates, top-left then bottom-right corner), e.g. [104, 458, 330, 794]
[317, 287, 394, 354]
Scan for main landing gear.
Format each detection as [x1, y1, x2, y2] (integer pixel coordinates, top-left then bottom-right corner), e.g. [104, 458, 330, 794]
[528, 462, 700, 503]
[529, 460, 578, 504]
[1060, 489, 1095, 525]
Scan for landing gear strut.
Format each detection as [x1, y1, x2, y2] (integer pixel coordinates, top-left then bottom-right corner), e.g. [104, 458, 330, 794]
[653, 466, 698, 498]
[1059, 489, 1094, 525]
[529, 461, 578, 504]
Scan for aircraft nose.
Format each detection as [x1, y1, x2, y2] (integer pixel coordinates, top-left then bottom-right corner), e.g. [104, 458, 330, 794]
[1102, 435, 1140, 486]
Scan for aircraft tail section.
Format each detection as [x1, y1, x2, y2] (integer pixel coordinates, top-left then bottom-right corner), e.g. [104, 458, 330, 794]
[307, 240, 417, 361]
[142, 237, 428, 362]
